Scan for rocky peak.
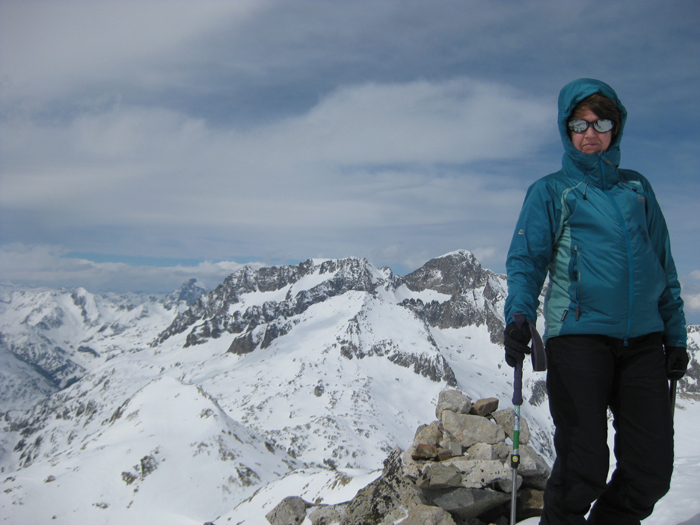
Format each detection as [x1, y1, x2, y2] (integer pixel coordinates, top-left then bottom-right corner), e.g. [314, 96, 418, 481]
[401, 250, 490, 296]
[154, 257, 382, 348]
[170, 278, 208, 306]
[153, 253, 510, 352]
[398, 251, 507, 344]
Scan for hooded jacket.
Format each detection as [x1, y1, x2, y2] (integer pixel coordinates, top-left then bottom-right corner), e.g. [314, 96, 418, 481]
[504, 78, 686, 347]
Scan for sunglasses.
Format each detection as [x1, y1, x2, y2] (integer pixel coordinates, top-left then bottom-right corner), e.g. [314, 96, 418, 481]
[567, 118, 614, 134]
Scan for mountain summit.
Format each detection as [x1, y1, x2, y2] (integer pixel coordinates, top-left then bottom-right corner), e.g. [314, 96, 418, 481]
[156, 250, 507, 351]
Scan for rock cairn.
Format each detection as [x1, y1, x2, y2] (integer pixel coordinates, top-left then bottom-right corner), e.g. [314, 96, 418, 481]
[266, 389, 551, 525]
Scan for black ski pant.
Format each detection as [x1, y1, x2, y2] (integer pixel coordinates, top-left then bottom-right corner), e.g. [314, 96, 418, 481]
[540, 332, 674, 525]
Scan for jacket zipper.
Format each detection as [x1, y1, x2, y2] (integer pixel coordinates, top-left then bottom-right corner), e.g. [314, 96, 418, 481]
[574, 244, 581, 321]
[600, 153, 634, 344]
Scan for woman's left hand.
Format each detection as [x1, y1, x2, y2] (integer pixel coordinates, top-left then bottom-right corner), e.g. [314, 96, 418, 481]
[665, 346, 689, 380]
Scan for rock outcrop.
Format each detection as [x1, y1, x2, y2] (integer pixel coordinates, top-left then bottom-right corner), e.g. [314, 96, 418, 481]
[266, 389, 551, 524]
[153, 252, 509, 351]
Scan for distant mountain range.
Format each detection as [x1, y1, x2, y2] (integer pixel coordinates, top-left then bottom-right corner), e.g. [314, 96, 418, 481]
[1, 251, 697, 524]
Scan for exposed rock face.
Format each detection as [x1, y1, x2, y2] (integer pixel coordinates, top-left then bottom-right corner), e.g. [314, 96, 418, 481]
[338, 448, 430, 524]
[164, 278, 208, 307]
[681, 332, 700, 395]
[265, 447, 429, 525]
[266, 496, 311, 525]
[147, 253, 510, 390]
[155, 251, 508, 364]
[400, 251, 507, 344]
[267, 389, 551, 525]
[154, 258, 380, 348]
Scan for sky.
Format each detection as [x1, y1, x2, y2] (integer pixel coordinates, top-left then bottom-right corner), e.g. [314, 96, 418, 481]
[1, 0, 699, 321]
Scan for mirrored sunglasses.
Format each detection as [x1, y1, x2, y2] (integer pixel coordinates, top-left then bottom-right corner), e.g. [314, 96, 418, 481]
[567, 118, 614, 134]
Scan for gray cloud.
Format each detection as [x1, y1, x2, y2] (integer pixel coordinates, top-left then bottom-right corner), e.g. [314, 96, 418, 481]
[1, 77, 552, 271]
[0, 243, 254, 294]
[1, 0, 698, 324]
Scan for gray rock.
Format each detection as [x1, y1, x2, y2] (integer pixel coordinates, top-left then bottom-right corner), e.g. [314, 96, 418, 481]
[436, 389, 472, 419]
[492, 408, 531, 445]
[466, 442, 495, 460]
[519, 487, 545, 518]
[529, 379, 548, 407]
[419, 463, 463, 489]
[462, 460, 512, 489]
[266, 495, 311, 525]
[519, 445, 552, 489]
[439, 439, 463, 459]
[439, 432, 464, 457]
[308, 503, 348, 524]
[493, 473, 522, 493]
[493, 441, 512, 461]
[412, 443, 439, 460]
[397, 504, 457, 525]
[400, 251, 507, 343]
[422, 486, 512, 519]
[439, 458, 512, 490]
[414, 421, 442, 447]
[470, 397, 499, 417]
[441, 411, 506, 448]
[269, 389, 552, 525]
[338, 448, 428, 524]
[402, 447, 423, 479]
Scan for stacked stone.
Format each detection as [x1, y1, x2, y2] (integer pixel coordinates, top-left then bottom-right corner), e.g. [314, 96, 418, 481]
[402, 389, 550, 521]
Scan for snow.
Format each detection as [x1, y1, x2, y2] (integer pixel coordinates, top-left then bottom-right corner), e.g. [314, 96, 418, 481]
[1, 266, 698, 525]
[645, 399, 700, 525]
[389, 283, 452, 304]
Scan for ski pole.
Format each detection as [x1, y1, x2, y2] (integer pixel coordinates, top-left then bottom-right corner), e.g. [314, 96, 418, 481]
[510, 358, 523, 525]
[670, 378, 677, 419]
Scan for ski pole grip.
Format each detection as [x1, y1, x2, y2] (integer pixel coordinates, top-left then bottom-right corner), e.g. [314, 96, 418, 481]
[512, 359, 523, 406]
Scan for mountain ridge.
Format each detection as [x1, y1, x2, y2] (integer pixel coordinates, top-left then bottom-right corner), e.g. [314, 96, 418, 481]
[1, 250, 698, 524]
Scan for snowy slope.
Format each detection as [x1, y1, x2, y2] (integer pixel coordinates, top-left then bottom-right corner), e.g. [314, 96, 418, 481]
[0, 281, 204, 411]
[0, 253, 698, 525]
[1, 371, 301, 524]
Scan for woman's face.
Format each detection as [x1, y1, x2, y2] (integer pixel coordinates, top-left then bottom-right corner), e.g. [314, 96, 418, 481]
[570, 108, 612, 154]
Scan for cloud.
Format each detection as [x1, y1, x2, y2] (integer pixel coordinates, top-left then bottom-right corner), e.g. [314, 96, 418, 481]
[0, 0, 269, 104]
[242, 79, 553, 165]
[1, 0, 698, 311]
[0, 77, 548, 273]
[0, 243, 254, 294]
[682, 271, 700, 316]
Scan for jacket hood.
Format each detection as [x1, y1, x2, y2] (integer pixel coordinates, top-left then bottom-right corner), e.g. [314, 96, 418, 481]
[558, 78, 628, 178]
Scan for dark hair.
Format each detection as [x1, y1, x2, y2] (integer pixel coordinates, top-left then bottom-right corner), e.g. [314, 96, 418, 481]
[569, 93, 622, 143]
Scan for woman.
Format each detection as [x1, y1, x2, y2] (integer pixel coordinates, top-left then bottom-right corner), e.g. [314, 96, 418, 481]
[503, 78, 688, 524]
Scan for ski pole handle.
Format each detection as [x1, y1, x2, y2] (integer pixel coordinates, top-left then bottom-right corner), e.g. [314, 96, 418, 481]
[512, 358, 523, 407]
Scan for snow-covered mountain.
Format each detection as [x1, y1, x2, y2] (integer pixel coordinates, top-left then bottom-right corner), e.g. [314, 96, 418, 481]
[1, 251, 698, 525]
[0, 279, 207, 411]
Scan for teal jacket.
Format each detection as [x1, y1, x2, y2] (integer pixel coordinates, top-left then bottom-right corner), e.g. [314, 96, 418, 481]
[505, 79, 686, 348]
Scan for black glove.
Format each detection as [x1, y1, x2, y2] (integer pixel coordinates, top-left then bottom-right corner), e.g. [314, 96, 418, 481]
[665, 346, 689, 380]
[504, 313, 532, 367]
